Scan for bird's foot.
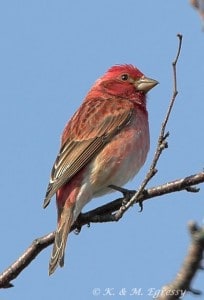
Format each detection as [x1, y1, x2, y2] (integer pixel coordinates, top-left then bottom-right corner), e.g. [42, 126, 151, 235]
[108, 185, 136, 205]
[109, 184, 144, 212]
[74, 213, 83, 234]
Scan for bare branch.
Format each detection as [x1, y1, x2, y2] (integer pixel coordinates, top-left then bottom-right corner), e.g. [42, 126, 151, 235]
[156, 222, 204, 300]
[0, 170, 203, 289]
[161, 33, 182, 131]
[0, 232, 55, 288]
[112, 34, 183, 220]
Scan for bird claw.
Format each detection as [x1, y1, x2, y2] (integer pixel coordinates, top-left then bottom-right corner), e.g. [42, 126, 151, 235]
[108, 184, 137, 206]
[74, 214, 83, 234]
[74, 227, 81, 235]
[109, 185, 135, 202]
[109, 184, 145, 212]
[138, 200, 143, 212]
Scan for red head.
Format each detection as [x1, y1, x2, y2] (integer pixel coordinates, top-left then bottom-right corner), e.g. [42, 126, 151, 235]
[86, 64, 158, 103]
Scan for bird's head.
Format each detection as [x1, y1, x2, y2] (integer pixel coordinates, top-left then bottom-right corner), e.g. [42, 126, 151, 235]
[88, 64, 158, 102]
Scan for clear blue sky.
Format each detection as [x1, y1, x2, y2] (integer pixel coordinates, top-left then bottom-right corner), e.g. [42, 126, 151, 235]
[0, 1, 203, 299]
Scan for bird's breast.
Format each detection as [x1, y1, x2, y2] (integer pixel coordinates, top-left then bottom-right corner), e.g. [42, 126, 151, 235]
[89, 111, 150, 197]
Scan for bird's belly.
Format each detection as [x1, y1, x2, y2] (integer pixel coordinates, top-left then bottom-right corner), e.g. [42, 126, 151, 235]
[89, 118, 150, 197]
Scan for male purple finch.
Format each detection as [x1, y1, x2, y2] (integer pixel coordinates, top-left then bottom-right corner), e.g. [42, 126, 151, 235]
[44, 64, 158, 275]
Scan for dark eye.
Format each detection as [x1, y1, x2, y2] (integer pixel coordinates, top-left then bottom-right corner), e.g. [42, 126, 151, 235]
[121, 74, 129, 81]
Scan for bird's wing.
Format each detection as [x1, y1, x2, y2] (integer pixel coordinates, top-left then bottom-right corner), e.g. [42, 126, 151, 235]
[43, 98, 133, 208]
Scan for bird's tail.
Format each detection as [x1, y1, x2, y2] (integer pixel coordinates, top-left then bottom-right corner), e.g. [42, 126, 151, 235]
[49, 205, 74, 275]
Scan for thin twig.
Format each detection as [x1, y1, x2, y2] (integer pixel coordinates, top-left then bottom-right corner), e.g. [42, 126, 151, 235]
[161, 33, 182, 131]
[113, 34, 183, 221]
[156, 222, 204, 300]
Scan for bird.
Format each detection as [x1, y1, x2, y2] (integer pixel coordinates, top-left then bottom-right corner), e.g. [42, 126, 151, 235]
[43, 64, 158, 275]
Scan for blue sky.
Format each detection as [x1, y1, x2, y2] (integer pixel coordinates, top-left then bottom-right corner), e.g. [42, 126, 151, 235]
[0, 1, 204, 299]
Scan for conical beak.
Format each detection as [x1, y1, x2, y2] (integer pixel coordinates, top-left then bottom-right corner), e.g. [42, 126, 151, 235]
[135, 76, 159, 93]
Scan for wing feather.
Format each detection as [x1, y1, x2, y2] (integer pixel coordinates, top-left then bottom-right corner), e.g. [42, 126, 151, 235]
[43, 99, 133, 208]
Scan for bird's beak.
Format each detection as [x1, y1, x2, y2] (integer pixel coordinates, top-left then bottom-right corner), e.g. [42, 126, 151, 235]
[135, 76, 159, 93]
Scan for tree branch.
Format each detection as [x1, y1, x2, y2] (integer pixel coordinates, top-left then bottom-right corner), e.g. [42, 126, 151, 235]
[156, 222, 204, 300]
[0, 171, 203, 289]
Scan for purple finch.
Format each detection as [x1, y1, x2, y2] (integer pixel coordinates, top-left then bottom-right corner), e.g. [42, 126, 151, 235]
[44, 64, 158, 275]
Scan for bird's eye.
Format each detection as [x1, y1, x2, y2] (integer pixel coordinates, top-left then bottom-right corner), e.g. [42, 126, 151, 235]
[121, 74, 129, 81]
